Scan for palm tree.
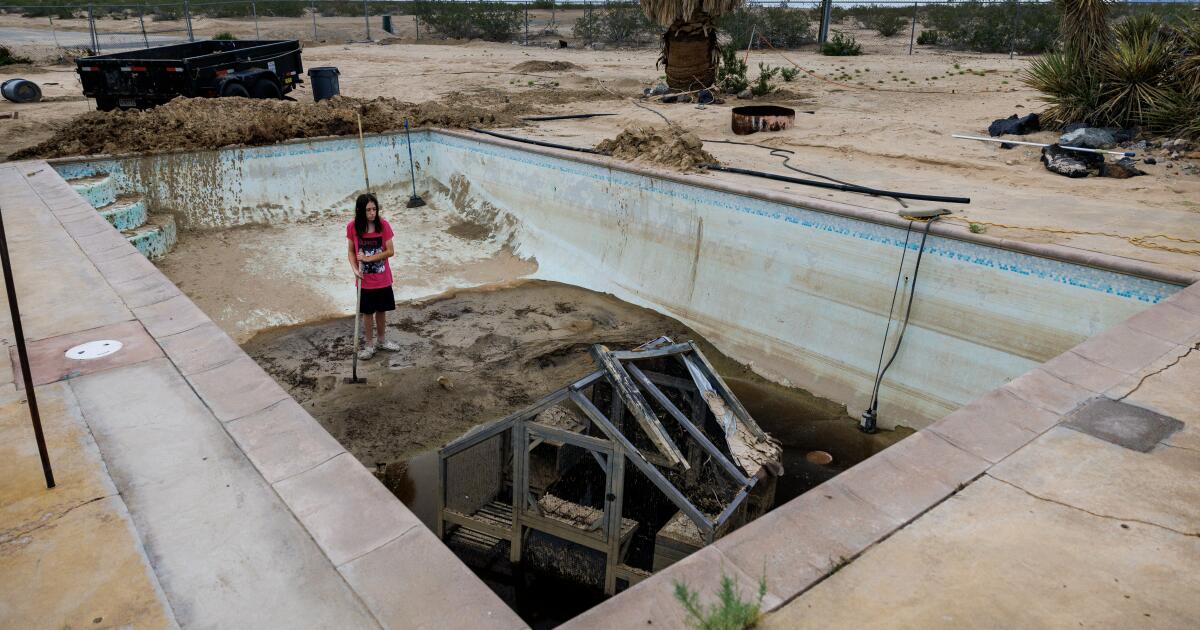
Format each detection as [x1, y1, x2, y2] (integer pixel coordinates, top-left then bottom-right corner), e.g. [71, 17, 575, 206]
[641, 0, 745, 91]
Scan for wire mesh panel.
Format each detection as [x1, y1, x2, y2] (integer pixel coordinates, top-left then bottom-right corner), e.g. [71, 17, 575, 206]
[444, 430, 508, 516]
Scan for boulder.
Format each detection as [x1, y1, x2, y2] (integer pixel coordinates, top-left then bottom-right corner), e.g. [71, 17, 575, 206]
[987, 113, 1040, 137]
[1060, 127, 1116, 150]
[1099, 157, 1145, 179]
[1041, 143, 1101, 178]
[736, 88, 753, 100]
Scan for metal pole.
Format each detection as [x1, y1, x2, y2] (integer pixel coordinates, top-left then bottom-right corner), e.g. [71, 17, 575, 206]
[87, 3, 100, 53]
[139, 4, 149, 47]
[414, 15, 418, 42]
[183, 0, 194, 41]
[1008, 0, 1021, 58]
[908, 2, 917, 55]
[817, 0, 833, 45]
[311, 0, 318, 40]
[363, 0, 371, 41]
[252, 0, 260, 39]
[524, 2, 529, 46]
[48, 15, 62, 51]
[0, 208, 56, 490]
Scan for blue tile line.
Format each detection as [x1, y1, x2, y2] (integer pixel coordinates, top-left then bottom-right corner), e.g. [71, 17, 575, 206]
[428, 133, 1177, 304]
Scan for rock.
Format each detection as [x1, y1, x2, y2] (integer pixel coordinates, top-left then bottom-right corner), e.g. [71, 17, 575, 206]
[649, 81, 669, 96]
[436, 375, 454, 391]
[737, 89, 753, 100]
[1060, 127, 1116, 149]
[1099, 157, 1145, 178]
[987, 113, 1040, 137]
[697, 89, 715, 105]
[1041, 143, 1101, 178]
[661, 93, 677, 103]
[677, 94, 692, 104]
[1128, 140, 1148, 150]
[1144, 157, 1157, 165]
[1166, 163, 1174, 169]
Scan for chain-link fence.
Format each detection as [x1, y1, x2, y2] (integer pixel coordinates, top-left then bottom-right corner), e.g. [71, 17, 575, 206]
[1, 0, 1196, 58]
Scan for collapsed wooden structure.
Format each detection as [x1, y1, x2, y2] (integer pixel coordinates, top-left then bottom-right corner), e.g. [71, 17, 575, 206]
[436, 337, 783, 595]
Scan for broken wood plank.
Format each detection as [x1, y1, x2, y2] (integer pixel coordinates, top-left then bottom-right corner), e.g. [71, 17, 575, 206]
[682, 355, 736, 438]
[590, 344, 687, 469]
[684, 342, 769, 440]
[608, 342, 692, 361]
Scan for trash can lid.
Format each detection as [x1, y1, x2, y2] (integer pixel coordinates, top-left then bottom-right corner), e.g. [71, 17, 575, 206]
[307, 66, 340, 75]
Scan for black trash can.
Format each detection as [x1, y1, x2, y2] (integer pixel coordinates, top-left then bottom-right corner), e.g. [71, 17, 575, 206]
[308, 67, 340, 102]
[382, 15, 394, 35]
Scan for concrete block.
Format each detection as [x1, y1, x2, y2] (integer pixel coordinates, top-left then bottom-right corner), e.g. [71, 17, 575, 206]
[68, 359, 379, 629]
[61, 212, 114, 239]
[1070, 324, 1177, 375]
[133, 294, 209, 338]
[112, 271, 183, 310]
[157, 322, 243, 376]
[927, 404, 1038, 464]
[1124, 302, 1200, 345]
[339, 525, 526, 630]
[13, 319, 161, 387]
[1003, 367, 1093, 416]
[274, 452, 423, 567]
[1061, 397, 1183, 453]
[564, 545, 779, 630]
[93, 251, 159, 285]
[959, 387, 1061, 435]
[226, 398, 344, 483]
[74, 228, 130, 257]
[1040, 350, 1127, 394]
[833, 438, 960, 523]
[1163, 284, 1200, 315]
[186, 355, 290, 422]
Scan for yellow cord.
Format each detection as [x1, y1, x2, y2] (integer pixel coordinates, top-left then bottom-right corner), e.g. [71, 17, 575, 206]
[944, 216, 1200, 256]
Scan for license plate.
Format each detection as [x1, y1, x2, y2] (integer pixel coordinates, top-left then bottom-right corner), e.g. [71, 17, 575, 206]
[119, 98, 136, 108]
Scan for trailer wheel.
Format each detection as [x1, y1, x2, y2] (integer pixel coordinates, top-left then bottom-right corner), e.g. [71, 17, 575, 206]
[251, 79, 282, 100]
[95, 96, 118, 112]
[220, 82, 249, 99]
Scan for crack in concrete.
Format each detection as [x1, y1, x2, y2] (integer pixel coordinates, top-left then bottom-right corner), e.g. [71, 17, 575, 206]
[1159, 441, 1200, 454]
[0, 494, 114, 545]
[1118, 341, 1200, 402]
[987, 475, 1199, 538]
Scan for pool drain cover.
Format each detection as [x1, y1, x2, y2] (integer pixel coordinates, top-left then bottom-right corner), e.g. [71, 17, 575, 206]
[65, 339, 123, 360]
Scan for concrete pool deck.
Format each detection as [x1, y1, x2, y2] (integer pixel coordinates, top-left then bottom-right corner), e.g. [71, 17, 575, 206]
[2, 155, 1198, 628]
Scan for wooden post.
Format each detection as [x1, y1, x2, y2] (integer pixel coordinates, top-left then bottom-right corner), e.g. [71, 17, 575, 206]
[603, 444, 625, 595]
[509, 420, 526, 564]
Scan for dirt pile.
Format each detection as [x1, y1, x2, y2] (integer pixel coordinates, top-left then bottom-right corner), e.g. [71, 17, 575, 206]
[10, 93, 529, 160]
[595, 125, 718, 171]
[511, 60, 581, 72]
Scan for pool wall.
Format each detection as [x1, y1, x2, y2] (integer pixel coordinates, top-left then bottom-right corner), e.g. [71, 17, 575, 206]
[50, 130, 1187, 430]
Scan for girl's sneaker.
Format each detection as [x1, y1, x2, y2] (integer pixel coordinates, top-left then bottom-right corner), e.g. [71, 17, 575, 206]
[358, 345, 376, 360]
[378, 340, 401, 352]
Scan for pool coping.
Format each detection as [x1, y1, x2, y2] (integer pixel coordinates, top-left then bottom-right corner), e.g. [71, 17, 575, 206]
[46, 127, 1200, 288]
[28, 135, 1200, 627]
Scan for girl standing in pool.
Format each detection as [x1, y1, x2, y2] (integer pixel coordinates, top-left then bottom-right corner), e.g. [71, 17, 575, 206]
[347, 193, 398, 359]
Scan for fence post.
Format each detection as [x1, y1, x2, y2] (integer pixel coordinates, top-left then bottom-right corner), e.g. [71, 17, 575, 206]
[183, 0, 194, 41]
[817, 0, 833, 45]
[48, 15, 62, 50]
[908, 2, 917, 55]
[524, 2, 529, 46]
[139, 4, 149, 47]
[1008, 0, 1021, 59]
[311, 0, 318, 40]
[252, 0, 260, 39]
[414, 15, 419, 42]
[362, 0, 371, 41]
[87, 3, 100, 53]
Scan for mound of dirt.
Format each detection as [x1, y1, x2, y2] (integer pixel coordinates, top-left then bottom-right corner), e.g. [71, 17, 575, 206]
[511, 60, 581, 72]
[9, 93, 528, 160]
[595, 125, 718, 172]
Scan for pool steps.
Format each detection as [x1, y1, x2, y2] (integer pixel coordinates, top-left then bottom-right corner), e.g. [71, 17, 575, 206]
[67, 173, 176, 259]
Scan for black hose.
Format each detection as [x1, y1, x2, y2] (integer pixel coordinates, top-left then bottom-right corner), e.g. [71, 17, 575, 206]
[869, 221, 914, 409]
[521, 113, 616, 121]
[467, 127, 607, 155]
[703, 163, 971, 205]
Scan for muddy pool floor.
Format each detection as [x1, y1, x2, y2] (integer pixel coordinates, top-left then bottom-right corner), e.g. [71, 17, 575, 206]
[242, 280, 910, 511]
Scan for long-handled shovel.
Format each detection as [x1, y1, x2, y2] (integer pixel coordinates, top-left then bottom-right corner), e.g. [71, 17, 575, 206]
[344, 113, 372, 385]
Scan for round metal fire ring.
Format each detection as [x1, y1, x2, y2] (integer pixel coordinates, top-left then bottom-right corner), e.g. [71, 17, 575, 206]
[65, 339, 123, 360]
[731, 105, 796, 135]
[805, 450, 833, 466]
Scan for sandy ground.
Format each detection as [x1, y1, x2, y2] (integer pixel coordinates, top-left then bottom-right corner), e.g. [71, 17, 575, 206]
[3, 16, 1198, 274]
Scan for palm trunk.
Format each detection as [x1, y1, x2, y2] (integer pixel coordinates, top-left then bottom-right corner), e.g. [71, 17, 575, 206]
[662, 17, 718, 91]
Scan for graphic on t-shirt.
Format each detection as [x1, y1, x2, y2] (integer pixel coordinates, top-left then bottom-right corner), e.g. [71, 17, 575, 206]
[359, 235, 385, 275]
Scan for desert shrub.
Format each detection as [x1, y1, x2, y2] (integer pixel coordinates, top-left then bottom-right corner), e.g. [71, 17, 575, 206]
[194, 1, 254, 18]
[916, 29, 940, 45]
[1024, 8, 1200, 138]
[853, 7, 907, 37]
[821, 31, 861, 56]
[780, 66, 799, 81]
[719, 5, 813, 50]
[213, 31, 237, 40]
[571, 2, 654, 45]
[531, 0, 555, 9]
[0, 45, 33, 67]
[752, 62, 779, 96]
[716, 44, 748, 94]
[924, 0, 1058, 54]
[254, 1, 310, 18]
[412, 0, 524, 41]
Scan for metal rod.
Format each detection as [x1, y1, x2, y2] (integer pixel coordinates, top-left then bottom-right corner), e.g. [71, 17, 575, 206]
[0, 206, 55, 489]
[404, 119, 418, 198]
[311, 0, 318, 40]
[87, 3, 99, 53]
[183, 0, 194, 41]
[951, 134, 1135, 157]
[138, 5, 149, 47]
[818, 0, 833, 45]
[252, 0, 260, 39]
[908, 2, 917, 55]
[363, 0, 371, 41]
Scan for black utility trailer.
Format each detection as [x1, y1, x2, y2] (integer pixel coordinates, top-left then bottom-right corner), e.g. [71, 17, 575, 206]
[76, 40, 304, 111]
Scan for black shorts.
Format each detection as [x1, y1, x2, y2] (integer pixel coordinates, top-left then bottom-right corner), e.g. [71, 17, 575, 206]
[359, 286, 396, 315]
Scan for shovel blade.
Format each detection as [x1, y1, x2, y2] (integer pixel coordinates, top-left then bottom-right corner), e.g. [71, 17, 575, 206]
[343, 376, 368, 385]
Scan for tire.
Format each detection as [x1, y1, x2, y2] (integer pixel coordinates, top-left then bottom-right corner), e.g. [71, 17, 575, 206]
[220, 82, 249, 98]
[250, 79, 282, 100]
[95, 96, 117, 112]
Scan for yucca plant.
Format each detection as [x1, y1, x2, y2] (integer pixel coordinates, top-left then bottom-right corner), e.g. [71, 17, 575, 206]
[1095, 14, 1175, 127]
[1056, 0, 1110, 61]
[641, 0, 745, 90]
[1025, 51, 1101, 125]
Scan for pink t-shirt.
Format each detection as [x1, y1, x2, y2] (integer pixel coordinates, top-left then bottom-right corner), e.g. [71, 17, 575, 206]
[346, 219, 394, 290]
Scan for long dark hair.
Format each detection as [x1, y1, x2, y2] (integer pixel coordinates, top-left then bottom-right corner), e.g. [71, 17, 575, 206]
[353, 193, 380, 238]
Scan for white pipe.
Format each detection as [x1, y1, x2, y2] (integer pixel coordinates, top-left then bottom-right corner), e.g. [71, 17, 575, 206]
[952, 134, 1135, 158]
